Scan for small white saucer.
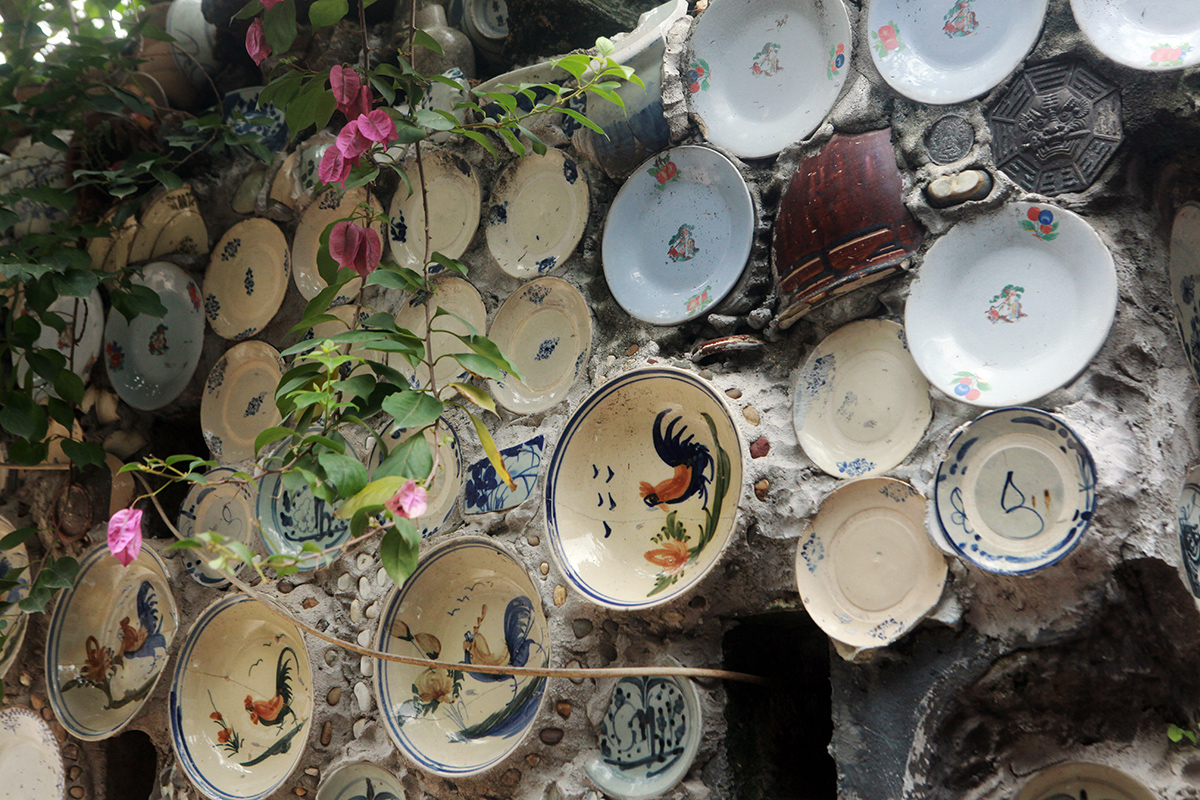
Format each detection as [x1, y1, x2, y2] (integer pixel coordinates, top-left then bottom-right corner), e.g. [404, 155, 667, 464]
[203, 219, 291, 341]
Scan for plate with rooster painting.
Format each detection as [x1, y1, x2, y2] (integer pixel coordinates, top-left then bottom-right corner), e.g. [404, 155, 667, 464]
[169, 594, 313, 800]
[374, 537, 548, 777]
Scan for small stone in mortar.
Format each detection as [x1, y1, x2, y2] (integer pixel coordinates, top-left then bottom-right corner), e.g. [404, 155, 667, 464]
[565, 660, 584, 685]
[527, 535, 540, 547]
[327, 686, 342, 706]
[337, 574, 352, 592]
[526, 754, 541, 767]
[352, 719, 369, 739]
[69, 766, 81, 781]
[356, 554, 372, 572]
[540, 727, 564, 745]
[62, 744, 78, 760]
[52, 721, 66, 742]
[354, 681, 371, 713]
[750, 437, 770, 459]
[30, 696, 43, 710]
[726, 388, 742, 399]
[278, 581, 294, 594]
[350, 599, 363, 623]
[302, 597, 318, 610]
[19, 673, 31, 687]
[626, 344, 639, 356]
[743, 406, 760, 426]
[293, 788, 306, 797]
[360, 656, 374, 677]
[501, 769, 521, 787]
[554, 585, 567, 606]
[572, 619, 593, 638]
[357, 629, 371, 647]
[556, 701, 572, 719]
[324, 649, 338, 667]
[305, 768, 319, 778]
[376, 567, 388, 587]
[365, 602, 379, 619]
[358, 576, 371, 596]
[700, 369, 713, 380]
[925, 170, 992, 208]
[540, 562, 549, 576]
[321, 721, 332, 746]
[69, 788, 84, 799]
[755, 479, 769, 500]
[602, 620, 618, 635]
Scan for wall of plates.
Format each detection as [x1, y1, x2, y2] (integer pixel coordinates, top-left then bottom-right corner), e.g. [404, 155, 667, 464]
[6, 0, 1200, 799]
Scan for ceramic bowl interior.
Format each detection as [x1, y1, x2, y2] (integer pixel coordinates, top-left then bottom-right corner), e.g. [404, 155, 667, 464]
[904, 202, 1116, 407]
[866, 0, 1049, 104]
[178, 467, 257, 588]
[388, 275, 486, 392]
[170, 594, 313, 800]
[602, 146, 754, 326]
[1177, 465, 1200, 608]
[795, 478, 946, 648]
[0, 706, 65, 799]
[293, 187, 385, 303]
[367, 418, 462, 539]
[374, 537, 548, 776]
[1014, 762, 1156, 800]
[688, 0, 852, 158]
[387, 147, 481, 270]
[1169, 202, 1200, 388]
[45, 543, 178, 741]
[487, 277, 592, 414]
[316, 763, 406, 800]
[204, 219, 291, 340]
[546, 367, 744, 608]
[933, 407, 1097, 575]
[201, 341, 286, 463]
[1071, 0, 1200, 72]
[223, 87, 289, 151]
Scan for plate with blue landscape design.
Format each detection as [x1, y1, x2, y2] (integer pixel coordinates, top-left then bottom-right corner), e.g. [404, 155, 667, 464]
[46, 543, 178, 741]
[374, 537, 548, 777]
[201, 341, 285, 464]
[203, 219, 291, 341]
[1176, 465, 1200, 610]
[933, 407, 1097, 575]
[387, 147, 480, 270]
[1169, 202, 1200, 389]
[316, 763, 406, 800]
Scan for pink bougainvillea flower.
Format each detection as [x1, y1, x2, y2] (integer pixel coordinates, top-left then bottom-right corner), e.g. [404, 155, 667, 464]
[261, 0, 285, 9]
[355, 109, 397, 145]
[107, 507, 143, 567]
[336, 119, 371, 160]
[385, 479, 428, 520]
[246, 19, 270, 66]
[318, 145, 354, 188]
[331, 66, 373, 119]
[329, 220, 382, 278]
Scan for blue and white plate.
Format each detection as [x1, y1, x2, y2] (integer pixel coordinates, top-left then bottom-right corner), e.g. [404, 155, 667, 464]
[367, 419, 462, 539]
[463, 434, 543, 515]
[1169, 202, 1200, 389]
[0, 706, 65, 799]
[177, 467, 257, 589]
[255, 471, 350, 571]
[222, 87, 289, 152]
[13, 288, 104, 399]
[0, 515, 29, 681]
[932, 407, 1097, 575]
[316, 763, 406, 800]
[1177, 465, 1200, 608]
[203, 219, 290, 341]
[201, 341, 285, 464]
[387, 147, 480, 271]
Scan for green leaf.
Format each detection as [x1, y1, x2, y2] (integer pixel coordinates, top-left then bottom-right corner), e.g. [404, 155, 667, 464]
[413, 29, 444, 55]
[336, 476, 405, 519]
[52, 371, 85, 406]
[447, 331, 521, 378]
[448, 382, 495, 414]
[255, 426, 297, 455]
[429, 252, 467, 276]
[308, 0, 348, 27]
[552, 53, 591, 80]
[0, 528, 37, 550]
[558, 106, 605, 135]
[151, 166, 184, 189]
[233, 0, 264, 20]
[454, 352, 504, 380]
[374, 433, 434, 481]
[61, 439, 105, 469]
[459, 129, 498, 157]
[263, 0, 298, 55]
[379, 522, 420, 586]
[466, 411, 515, 491]
[37, 556, 79, 590]
[318, 451, 369, 498]
[382, 390, 443, 430]
[393, 119, 428, 145]
[595, 36, 615, 56]
[1019, 219, 1035, 231]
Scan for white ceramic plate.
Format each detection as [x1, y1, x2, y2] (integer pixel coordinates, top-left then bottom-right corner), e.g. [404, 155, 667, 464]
[169, 594, 313, 800]
[904, 202, 1116, 407]
[1072, 0, 1200, 71]
[545, 366, 744, 609]
[932, 407, 1097, 575]
[602, 146, 754, 325]
[388, 275, 486, 393]
[795, 478, 946, 648]
[487, 277, 592, 414]
[177, 467, 257, 589]
[293, 187, 386, 304]
[1015, 762, 1156, 800]
[104, 261, 206, 410]
[486, 149, 589, 278]
[165, 0, 218, 89]
[793, 320, 930, 479]
[866, 0, 1048, 104]
[45, 543, 178, 741]
[204, 219, 291, 341]
[367, 419, 462, 540]
[688, 0, 852, 157]
[388, 148, 481, 270]
[374, 536, 548, 776]
[201, 342, 285, 463]
[13, 288, 104, 396]
[316, 763, 406, 800]
[0, 138, 69, 237]
[1169, 203, 1200, 388]
[0, 707, 65, 800]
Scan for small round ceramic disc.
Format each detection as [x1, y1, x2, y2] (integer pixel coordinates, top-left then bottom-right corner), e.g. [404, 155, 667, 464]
[177, 467, 257, 589]
[316, 763, 406, 800]
[486, 149, 589, 278]
[388, 148, 481, 270]
[487, 277, 592, 414]
[293, 186, 386, 303]
[602, 146, 754, 326]
[204, 219, 291, 340]
[1071, 0, 1200, 72]
[104, 261, 206, 411]
[45, 543, 178, 741]
[793, 320, 930, 479]
[795, 478, 946, 648]
[1015, 763, 1156, 800]
[866, 0, 1049, 104]
[367, 419, 462, 540]
[388, 275, 486, 393]
[0, 515, 29, 682]
[0, 707, 65, 800]
[1177, 466, 1200, 608]
[201, 342, 285, 464]
[14, 288, 104, 396]
[1169, 203, 1200, 388]
[130, 187, 206, 263]
[933, 407, 1097, 575]
[904, 202, 1116, 407]
[169, 594, 313, 800]
[688, 0, 852, 157]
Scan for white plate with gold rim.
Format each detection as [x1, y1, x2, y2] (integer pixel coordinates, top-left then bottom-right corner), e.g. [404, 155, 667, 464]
[201, 341, 285, 464]
[0, 706, 65, 800]
[367, 418, 462, 540]
[388, 148, 481, 270]
[130, 187, 206, 263]
[293, 186, 386, 304]
[793, 319, 930, 479]
[487, 277, 592, 414]
[177, 467, 256, 589]
[388, 276, 486, 393]
[204, 219, 291, 341]
[795, 478, 946, 648]
[486, 149, 589, 278]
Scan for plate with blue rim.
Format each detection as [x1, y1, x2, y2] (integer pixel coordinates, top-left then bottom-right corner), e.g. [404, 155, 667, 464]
[222, 87, 289, 152]
[203, 219, 291, 341]
[177, 466, 258, 589]
[933, 407, 1097, 575]
[201, 341, 286, 464]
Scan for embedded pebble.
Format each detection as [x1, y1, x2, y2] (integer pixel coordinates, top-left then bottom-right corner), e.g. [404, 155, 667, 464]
[743, 406, 760, 426]
[572, 619, 593, 638]
[30, 695, 43, 710]
[725, 388, 742, 399]
[748, 307, 771, 329]
[69, 766, 81, 781]
[361, 656, 374, 677]
[321, 721, 333, 746]
[376, 567, 388, 587]
[501, 769, 521, 787]
[565, 660, 584, 685]
[526, 754, 541, 767]
[305, 768, 320, 778]
[356, 553, 372, 572]
[277, 581, 294, 594]
[51, 721, 66, 742]
[302, 597, 318, 609]
[626, 344, 639, 356]
[606, 354, 616, 365]
[540, 727, 564, 745]
[661, 610, 685, 626]
[755, 479, 770, 500]
[349, 599, 363, 624]
[925, 169, 993, 208]
[337, 574, 353, 592]
[357, 630, 371, 647]
[62, 744, 78, 760]
[750, 437, 770, 459]
[689, 595, 707, 608]
[352, 718, 369, 739]
[324, 649, 339, 667]
[358, 576, 371, 597]
[354, 681, 371, 713]
[19, 672, 31, 687]
[540, 562, 550, 576]
[40, 707, 53, 721]
[293, 788, 307, 797]
[69, 788, 84, 799]
[602, 620, 619, 635]
[327, 687, 342, 706]
[365, 602, 379, 619]
[527, 535, 540, 547]
[700, 369, 713, 380]
[553, 585, 567, 606]
[556, 701, 572, 719]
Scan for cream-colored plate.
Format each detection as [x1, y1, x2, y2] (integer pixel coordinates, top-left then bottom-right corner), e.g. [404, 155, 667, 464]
[204, 219, 291, 340]
[169, 594, 313, 800]
[100, 215, 139, 273]
[794, 478, 946, 648]
[793, 320, 931, 479]
[487, 277, 592, 414]
[367, 418, 462, 539]
[316, 763, 406, 800]
[388, 148, 481, 270]
[388, 276, 486, 393]
[177, 466, 257, 589]
[1015, 762, 1156, 800]
[486, 149, 589, 278]
[0, 515, 29, 682]
[293, 187, 385, 303]
[45, 543, 178, 741]
[0, 707, 65, 800]
[130, 187, 206, 263]
[201, 341, 285, 463]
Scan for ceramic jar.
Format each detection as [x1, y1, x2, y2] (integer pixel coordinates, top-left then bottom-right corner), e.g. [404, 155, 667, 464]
[413, 3, 476, 80]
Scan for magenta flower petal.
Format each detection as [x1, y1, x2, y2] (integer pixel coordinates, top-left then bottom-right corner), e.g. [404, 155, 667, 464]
[262, 0, 285, 8]
[318, 146, 352, 188]
[336, 120, 371, 160]
[356, 109, 397, 145]
[107, 507, 144, 567]
[246, 19, 270, 66]
[385, 480, 428, 520]
[330, 65, 360, 116]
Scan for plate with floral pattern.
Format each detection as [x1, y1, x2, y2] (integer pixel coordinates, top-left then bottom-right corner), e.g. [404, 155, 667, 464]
[1169, 202, 1200, 388]
[388, 147, 481, 270]
[0, 706, 65, 800]
[487, 277, 592, 414]
[602, 146, 754, 326]
[203, 219, 291, 341]
[293, 186, 386, 304]
[795, 478, 946, 648]
[255, 436, 352, 570]
[387, 275, 486, 393]
[1071, 0, 1200, 72]
[104, 261, 206, 410]
[486, 149, 589, 278]
[367, 418, 462, 540]
[904, 202, 1116, 407]
[201, 342, 285, 464]
[687, 0, 852, 157]
[315, 763, 406, 800]
[178, 467, 257, 589]
[866, 0, 1048, 104]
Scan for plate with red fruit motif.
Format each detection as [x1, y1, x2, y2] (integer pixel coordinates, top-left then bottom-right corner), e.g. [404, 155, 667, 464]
[1071, 0, 1200, 72]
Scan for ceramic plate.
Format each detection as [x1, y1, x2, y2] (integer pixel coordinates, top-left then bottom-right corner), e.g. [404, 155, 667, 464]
[792, 320, 930, 479]
[1015, 762, 1156, 800]
[463, 434, 544, 515]
[101, 215, 139, 273]
[169, 594, 313, 800]
[933, 407, 1096, 575]
[0, 138, 69, 237]
[104, 261, 206, 411]
[293, 187, 386, 304]
[202, 342, 285, 463]
[316, 763, 406, 800]
[204, 220, 291, 341]
[688, 0, 852, 157]
[388, 275, 486, 393]
[487, 278, 592, 414]
[545, 367, 744, 609]
[178, 467, 257, 589]
[0, 707, 65, 800]
[1072, 0, 1200, 71]
[486, 149, 589, 278]
[223, 87, 289, 152]
[866, 0, 1049, 104]
[165, 0, 218, 88]
[130, 187, 208, 263]
[473, 62, 586, 141]
[1177, 465, 1200, 608]
[374, 537, 548, 776]
[904, 202, 1116, 407]
[14, 288, 104, 396]
[1169, 203, 1200, 388]
[256, 462, 350, 571]
[603, 146, 754, 326]
[367, 419, 462, 540]
[0, 516, 29, 681]
[45, 543, 178, 741]
[795, 478, 946, 647]
[388, 148, 481, 270]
